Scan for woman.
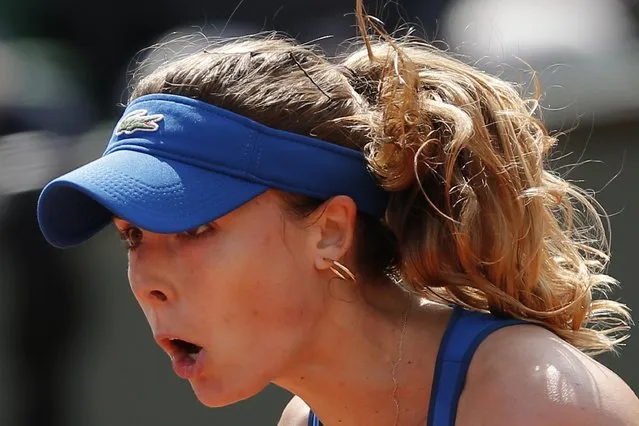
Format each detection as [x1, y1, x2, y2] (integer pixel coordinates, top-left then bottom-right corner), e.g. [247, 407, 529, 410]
[36, 2, 638, 425]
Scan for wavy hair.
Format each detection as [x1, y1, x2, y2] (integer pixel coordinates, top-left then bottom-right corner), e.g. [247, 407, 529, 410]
[129, 1, 631, 354]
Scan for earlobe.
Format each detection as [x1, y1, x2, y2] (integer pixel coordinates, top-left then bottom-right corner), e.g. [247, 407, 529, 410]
[315, 256, 335, 271]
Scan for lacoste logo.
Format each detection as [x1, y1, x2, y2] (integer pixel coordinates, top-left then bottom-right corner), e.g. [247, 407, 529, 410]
[115, 109, 164, 135]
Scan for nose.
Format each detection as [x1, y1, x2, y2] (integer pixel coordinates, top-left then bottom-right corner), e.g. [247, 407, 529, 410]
[149, 289, 168, 302]
[124, 228, 180, 306]
[128, 257, 174, 305]
[130, 276, 173, 305]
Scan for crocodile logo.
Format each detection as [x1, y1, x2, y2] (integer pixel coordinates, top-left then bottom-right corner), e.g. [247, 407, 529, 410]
[115, 109, 164, 135]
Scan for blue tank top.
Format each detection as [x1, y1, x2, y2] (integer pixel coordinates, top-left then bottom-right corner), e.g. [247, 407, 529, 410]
[308, 305, 527, 426]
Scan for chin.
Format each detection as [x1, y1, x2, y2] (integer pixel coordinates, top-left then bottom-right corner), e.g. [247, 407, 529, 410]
[190, 376, 268, 408]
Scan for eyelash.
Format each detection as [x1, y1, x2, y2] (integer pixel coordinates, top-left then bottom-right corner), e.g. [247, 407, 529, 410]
[117, 223, 216, 251]
[119, 226, 143, 250]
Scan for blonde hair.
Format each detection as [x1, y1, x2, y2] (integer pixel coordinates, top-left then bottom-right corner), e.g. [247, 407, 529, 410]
[129, 4, 630, 355]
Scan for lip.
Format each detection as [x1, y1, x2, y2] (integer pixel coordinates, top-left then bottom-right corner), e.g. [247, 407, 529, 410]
[154, 334, 184, 359]
[154, 334, 205, 380]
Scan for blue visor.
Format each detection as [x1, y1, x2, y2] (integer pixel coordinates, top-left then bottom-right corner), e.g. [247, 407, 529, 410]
[37, 94, 388, 248]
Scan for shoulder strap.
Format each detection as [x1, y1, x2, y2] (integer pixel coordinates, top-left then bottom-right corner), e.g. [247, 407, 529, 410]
[427, 306, 526, 426]
[308, 410, 320, 426]
[309, 306, 526, 426]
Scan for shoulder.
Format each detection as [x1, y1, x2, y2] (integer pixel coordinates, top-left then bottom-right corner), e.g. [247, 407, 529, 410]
[277, 395, 310, 426]
[456, 323, 639, 426]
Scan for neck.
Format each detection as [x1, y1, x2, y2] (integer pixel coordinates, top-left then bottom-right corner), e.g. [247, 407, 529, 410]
[273, 283, 452, 426]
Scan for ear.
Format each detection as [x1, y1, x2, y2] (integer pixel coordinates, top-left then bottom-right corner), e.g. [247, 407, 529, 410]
[308, 195, 357, 272]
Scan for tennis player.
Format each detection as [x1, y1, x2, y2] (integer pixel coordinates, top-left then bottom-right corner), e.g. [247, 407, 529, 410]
[36, 2, 638, 425]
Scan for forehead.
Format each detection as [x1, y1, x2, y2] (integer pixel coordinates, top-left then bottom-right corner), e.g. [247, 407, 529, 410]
[219, 190, 289, 227]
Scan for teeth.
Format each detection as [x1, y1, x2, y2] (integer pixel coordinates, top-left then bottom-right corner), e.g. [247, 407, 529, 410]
[187, 352, 199, 361]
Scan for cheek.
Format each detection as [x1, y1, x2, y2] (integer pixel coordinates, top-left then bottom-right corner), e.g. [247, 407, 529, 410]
[237, 233, 310, 320]
[198, 225, 316, 338]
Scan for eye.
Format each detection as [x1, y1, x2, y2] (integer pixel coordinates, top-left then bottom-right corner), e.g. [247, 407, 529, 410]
[118, 226, 144, 250]
[179, 223, 216, 240]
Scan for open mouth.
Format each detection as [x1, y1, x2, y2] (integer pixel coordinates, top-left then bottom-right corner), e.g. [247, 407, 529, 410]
[165, 338, 203, 361]
[157, 336, 205, 379]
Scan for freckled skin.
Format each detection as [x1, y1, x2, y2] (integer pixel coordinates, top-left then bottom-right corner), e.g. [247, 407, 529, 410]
[114, 191, 639, 426]
[116, 191, 325, 407]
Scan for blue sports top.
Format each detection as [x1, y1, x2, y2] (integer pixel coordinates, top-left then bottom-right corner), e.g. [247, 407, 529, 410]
[308, 305, 527, 426]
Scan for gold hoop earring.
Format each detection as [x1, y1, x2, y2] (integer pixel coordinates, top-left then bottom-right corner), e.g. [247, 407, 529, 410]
[328, 259, 356, 282]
